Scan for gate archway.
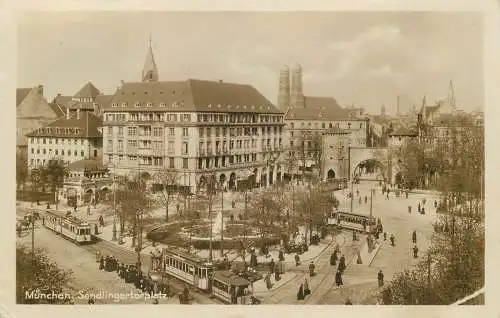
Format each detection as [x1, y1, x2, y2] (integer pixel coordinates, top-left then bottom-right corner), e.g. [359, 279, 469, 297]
[327, 169, 336, 179]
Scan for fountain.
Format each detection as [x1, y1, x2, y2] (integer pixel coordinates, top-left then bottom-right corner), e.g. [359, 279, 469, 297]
[212, 211, 225, 239]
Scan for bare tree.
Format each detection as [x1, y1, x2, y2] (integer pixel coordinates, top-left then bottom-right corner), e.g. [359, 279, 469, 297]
[153, 169, 179, 223]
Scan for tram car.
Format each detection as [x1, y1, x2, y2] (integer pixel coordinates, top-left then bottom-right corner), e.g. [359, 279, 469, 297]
[161, 247, 214, 291]
[327, 210, 376, 233]
[211, 270, 252, 304]
[43, 210, 93, 243]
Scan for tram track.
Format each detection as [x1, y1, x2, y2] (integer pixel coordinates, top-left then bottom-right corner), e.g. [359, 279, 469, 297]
[81, 239, 224, 305]
[263, 232, 347, 304]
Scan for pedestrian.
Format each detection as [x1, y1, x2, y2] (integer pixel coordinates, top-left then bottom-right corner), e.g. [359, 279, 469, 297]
[405, 191, 409, 199]
[295, 253, 300, 266]
[434, 200, 438, 208]
[94, 224, 99, 235]
[297, 284, 305, 300]
[265, 273, 272, 290]
[99, 256, 105, 270]
[279, 249, 285, 262]
[359, 196, 362, 205]
[153, 298, 159, 305]
[352, 230, 357, 241]
[413, 245, 419, 258]
[377, 270, 384, 287]
[383, 232, 387, 241]
[408, 206, 411, 214]
[345, 298, 353, 305]
[418, 203, 421, 213]
[390, 234, 395, 247]
[269, 258, 275, 274]
[365, 196, 368, 204]
[330, 251, 338, 266]
[338, 255, 346, 273]
[304, 278, 311, 296]
[356, 190, 359, 197]
[335, 270, 343, 287]
[88, 296, 95, 304]
[386, 191, 389, 200]
[412, 231, 417, 244]
[309, 261, 315, 277]
[421, 207, 426, 215]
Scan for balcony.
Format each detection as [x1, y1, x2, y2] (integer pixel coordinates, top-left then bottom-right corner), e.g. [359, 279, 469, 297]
[207, 149, 213, 156]
[117, 148, 124, 154]
[223, 148, 229, 154]
[216, 149, 221, 155]
[137, 148, 153, 156]
[198, 149, 205, 156]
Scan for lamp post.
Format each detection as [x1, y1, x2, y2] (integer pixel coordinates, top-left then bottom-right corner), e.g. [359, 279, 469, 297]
[108, 163, 117, 241]
[207, 169, 216, 263]
[220, 178, 224, 257]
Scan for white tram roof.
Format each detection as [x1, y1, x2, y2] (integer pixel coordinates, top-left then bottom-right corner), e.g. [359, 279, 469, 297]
[162, 247, 211, 266]
[43, 210, 90, 227]
[213, 271, 250, 287]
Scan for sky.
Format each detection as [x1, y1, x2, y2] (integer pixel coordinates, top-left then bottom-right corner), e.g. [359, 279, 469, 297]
[17, 11, 484, 114]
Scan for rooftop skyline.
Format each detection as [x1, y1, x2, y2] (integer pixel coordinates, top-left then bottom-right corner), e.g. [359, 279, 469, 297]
[17, 11, 484, 114]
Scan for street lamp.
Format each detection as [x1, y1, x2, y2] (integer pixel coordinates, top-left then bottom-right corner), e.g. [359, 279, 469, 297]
[107, 162, 117, 242]
[219, 178, 224, 257]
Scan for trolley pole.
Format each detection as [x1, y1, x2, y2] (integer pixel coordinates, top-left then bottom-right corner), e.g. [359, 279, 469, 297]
[350, 179, 354, 213]
[31, 216, 35, 257]
[209, 193, 213, 262]
[112, 164, 117, 241]
[369, 188, 373, 232]
[220, 183, 224, 257]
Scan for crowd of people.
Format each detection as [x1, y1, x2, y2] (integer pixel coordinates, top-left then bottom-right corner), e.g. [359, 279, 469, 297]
[96, 252, 171, 304]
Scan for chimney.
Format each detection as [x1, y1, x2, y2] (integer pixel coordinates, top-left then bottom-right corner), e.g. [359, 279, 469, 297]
[77, 109, 80, 120]
[37, 85, 44, 96]
[66, 108, 70, 120]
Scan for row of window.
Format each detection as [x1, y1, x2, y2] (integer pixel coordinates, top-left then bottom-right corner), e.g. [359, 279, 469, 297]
[32, 127, 82, 136]
[107, 140, 189, 154]
[108, 126, 189, 138]
[30, 148, 98, 157]
[199, 126, 282, 138]
[30, 137, 91, 146]
[289, 121, 365, 129]
[108, 155, 189, 169]
[111, 101, 185, 108]
[197, 154, 258, 170]
[105, 112, 192, 122]
[197, 113, 283, 124]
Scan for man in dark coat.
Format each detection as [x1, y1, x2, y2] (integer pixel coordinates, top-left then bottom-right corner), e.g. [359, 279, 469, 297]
[269, 258, 275, 274]
[338, 255, 346, 273]
[413, 245, 419, 258]
[279, 249, 285, 262]
[295, 253, 300, 266]
[250, 253, 258, 268]
[309, 262, 315, 277]
[390, 234, 395, 246]
[335, 270, 343, 287]
[412, 231, 417, 244]
[330, 251, 338, 266]
[377, 270, 384, 287]
[297, 284, 305, 300]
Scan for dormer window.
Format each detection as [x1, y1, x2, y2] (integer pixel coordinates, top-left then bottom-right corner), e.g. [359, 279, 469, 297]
[111, 103, 117, 108]
[160, 103, 166, 107]
[146, 103, 153, 107]
[135, 102, 141, 107]
[121, 102, 127, 107]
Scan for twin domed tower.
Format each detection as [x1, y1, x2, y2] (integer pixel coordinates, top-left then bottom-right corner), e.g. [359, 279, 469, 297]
[277, 64, 305, 111]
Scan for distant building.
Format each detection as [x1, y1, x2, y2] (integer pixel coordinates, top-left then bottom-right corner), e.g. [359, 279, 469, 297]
[51, 82, 112, 118]
[25, 110, 103, 170]
[17, 85, 61, 155]
[276, 64, 371, 177]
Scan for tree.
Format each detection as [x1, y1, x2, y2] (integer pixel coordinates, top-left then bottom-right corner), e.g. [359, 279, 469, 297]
[115, 175, 152, 248]
[17, 245, 73, 304]
[310, 132, 323, 179]
[154, 169, 179, 223]
[395, 138, 425, 189]
[42, 160, 68, 206]
[247, 187, 284, 242]
[16, 150, 28, 190]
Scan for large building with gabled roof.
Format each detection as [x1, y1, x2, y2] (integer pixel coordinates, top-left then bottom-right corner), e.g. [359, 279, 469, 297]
[16, 85, 61, 152]
[52, 81, 113, 117]
[102, 43, 285, 193]
[25, 109, 103, 170]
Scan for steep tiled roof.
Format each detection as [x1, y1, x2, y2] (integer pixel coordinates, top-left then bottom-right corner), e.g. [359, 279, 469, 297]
[48, 103, 67, 117]
[26, 111, 102, 138]
[285, 96, 349, 120]
[52, 94, 72, 108]
[67, 159, 105, 171]
[74, 82, 101, 98]
[105, 79, 281, 114]
[16, 88, 32, 106]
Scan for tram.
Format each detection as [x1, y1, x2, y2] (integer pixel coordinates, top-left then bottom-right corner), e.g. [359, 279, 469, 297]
[327, 210, 376, 233]
[211, 270, 252, 304]
[161, 247, 213, 291]
[43, 210, 93, 243]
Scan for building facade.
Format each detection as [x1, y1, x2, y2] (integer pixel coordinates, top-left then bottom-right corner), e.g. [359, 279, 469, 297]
[321, 128, 352, 181]
[26, 110, 103, 170]
[102, 79, 285, 193]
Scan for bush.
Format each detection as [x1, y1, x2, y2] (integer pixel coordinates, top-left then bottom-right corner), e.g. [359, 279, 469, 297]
[191, 237, 280, 250]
